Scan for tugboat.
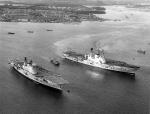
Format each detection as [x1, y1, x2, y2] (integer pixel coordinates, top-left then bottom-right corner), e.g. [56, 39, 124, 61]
[46, 29, 53, 31]
[63, 48, 140, 75]
[8, 32, 15, 35]
[9, 57, 68, 91]
[50, 58, 60, 66]
[137, 49, 146, 55]
[27, 31, 34, 33]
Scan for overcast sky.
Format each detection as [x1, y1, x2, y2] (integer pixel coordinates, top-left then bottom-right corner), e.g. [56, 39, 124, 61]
[0, 0, 149, 1]
[0, 0, 150, 3]
[89, 0, 150, 1]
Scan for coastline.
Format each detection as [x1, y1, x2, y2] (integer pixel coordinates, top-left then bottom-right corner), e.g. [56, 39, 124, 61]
[0, 3, 106, 23]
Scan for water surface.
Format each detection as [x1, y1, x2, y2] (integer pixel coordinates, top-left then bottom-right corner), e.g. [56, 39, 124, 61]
[0, 5, 149, 114]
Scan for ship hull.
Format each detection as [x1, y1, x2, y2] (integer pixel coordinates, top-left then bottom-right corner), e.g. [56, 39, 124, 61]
[63, 54, 137, 75]
[10, 63, 62, 91]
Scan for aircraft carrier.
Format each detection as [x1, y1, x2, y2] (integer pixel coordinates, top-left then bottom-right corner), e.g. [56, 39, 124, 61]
[9, 57, 68, 91]
[63, 48, 140, 75]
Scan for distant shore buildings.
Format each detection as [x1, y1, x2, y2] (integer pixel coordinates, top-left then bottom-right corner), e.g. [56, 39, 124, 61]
[0, 2, 106, 23]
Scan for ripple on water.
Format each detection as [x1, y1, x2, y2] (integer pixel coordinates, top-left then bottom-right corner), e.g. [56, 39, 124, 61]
[86, 70, 104, 80]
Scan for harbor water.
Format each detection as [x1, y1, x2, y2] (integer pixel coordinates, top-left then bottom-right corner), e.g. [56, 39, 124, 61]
[0, 5, 149, 114]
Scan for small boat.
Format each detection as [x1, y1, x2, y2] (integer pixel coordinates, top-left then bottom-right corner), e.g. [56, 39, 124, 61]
[8, 32, 15, 34]
[9, 57, 68, 91]
[50, 58, 60, 66]
[137, 49, 146, 55]
[27, 31, 34, 33]
[46, 29, 53, 31]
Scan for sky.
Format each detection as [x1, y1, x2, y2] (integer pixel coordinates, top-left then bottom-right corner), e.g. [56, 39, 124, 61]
[0, 0, 149, 1]
[90, 0, 150, 1]
[0, 0, 150, 4]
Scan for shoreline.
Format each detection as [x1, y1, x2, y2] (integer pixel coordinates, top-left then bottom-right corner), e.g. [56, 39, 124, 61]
[0, 3, 106, 24]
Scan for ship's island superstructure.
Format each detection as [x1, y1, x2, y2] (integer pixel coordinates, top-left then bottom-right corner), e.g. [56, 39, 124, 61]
[63, 48, 140, 75]
[9, 57, 68, 91]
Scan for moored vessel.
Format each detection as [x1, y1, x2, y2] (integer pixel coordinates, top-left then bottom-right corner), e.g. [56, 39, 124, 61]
[50, 58, 60, 66]
[63, 48, 140, 75]
[8, 32, 15, 34]
[9, 57, 68, 91]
